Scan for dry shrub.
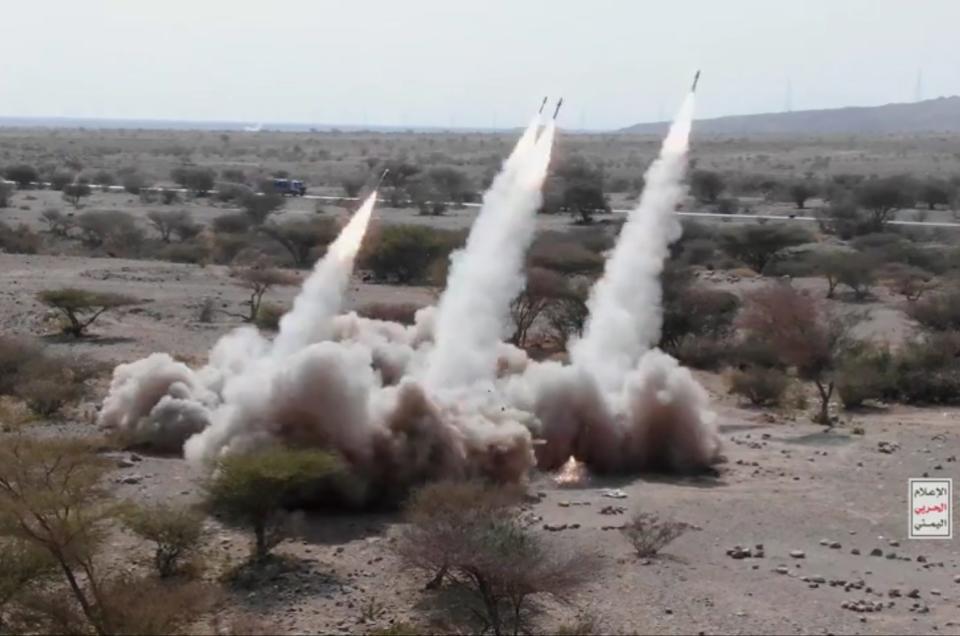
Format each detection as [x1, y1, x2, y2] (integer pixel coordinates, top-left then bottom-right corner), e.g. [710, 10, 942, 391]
[0, 337, 96, 417]
[121, 503, 206, 578]
[528, 236, 604, 275]
[620, 512, 689, 558]
[728, 367, 789, 407]
[213, 611, 282, 635]
[356, 302, 421, 326]
[157, 240, 211, 264]
[908, 290, 960, 332]
[13, 378, 82, 418]
[554, 612, 602, 636]
[395, 480, 597, 636]
[0, 222, 42, 254]
[891, 331, 960, 404]
[669, 335, 730, 371]
[98, 576, 219, 635]
[254, 302, 287, 331]
[0, 336, 43, 395]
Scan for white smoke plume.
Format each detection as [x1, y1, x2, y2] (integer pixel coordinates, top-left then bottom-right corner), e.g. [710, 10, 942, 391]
[426, 119, 555, 389]
[97, 95, 721, 501]
[570, 94, 695, 390]
[271, 191, 378, 357]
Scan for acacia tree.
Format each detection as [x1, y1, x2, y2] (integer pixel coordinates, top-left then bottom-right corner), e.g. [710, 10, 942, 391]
[260, 217, 338, 267]
[738, 283, 856, 425]
[690, 170, 725, 203]
[240, 192, 285, 225]
[203, 448, 345, 561]
[855, 176, 915, 230]
[146, 209, 195, 243]
[62, 181, 92, 208]
[813, 251, 878, 300]
[0, 436, 114, 634]
[788, 181, 817, 209]
[37, 288, 139, 337]
[229, 262, 298, 322]
[509, 268, 572, 347]
[720, 224, 811, 273]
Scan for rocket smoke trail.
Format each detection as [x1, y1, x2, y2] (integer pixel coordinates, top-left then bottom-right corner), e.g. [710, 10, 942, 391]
[425, 117, 556, 389]
[271, 191, 379, 358]
[570, 93, 695, 389]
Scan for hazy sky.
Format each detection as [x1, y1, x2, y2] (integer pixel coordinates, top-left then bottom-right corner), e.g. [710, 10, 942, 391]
[2, 0, 958, 129]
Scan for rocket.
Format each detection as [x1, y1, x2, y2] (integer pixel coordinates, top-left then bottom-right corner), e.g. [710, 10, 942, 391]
[691, 70, 701, 92]
[375, 168, 389, 189]
[553, 97, 563, 119]
[538, 96, 548, 114]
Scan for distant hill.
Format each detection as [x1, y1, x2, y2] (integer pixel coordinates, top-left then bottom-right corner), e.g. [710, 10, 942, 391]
[621, 96, 960, 136]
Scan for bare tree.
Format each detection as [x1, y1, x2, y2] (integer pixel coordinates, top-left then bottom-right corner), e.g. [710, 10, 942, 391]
[229, 262, 298, 322]
[738, 283, 857, 425]
[394, 480, 598, 636]
[509, 268, 570, 347]
[146, 209, 195, 243]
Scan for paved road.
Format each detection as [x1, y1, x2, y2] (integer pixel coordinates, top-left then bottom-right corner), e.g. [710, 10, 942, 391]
[5, 180, 960, 229]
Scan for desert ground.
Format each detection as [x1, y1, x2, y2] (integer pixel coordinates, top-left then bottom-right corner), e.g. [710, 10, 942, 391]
[1, 127, 959, 635]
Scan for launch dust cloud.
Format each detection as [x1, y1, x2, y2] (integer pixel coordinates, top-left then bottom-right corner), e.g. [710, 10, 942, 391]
[98, 92, 721, 500]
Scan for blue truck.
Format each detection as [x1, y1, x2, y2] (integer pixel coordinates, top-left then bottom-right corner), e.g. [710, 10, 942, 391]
[271, 178, 307, 197]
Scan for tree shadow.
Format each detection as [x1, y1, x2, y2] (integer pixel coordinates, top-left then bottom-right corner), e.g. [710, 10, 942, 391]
[289, 509, 396, 546]
[224, 553, 345, 611]
[40, 333, 137, 346]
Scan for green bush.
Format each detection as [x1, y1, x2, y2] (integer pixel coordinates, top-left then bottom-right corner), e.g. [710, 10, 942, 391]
[729, 367, 789, 406]
[836, 345, 896, 408]
[670, 335, 730, 371]
[908, 291, 960, 332]
[254, 302, 286, 331]
[890, 332, 960, 404]
[121, 504, 206, 578]
[360, 225, 463, 284]
[203, 448, 347, 561]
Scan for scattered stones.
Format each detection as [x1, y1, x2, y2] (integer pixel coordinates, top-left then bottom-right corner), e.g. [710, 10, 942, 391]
[888, 539, 900, 547]
[829, 542, 842, 549]
[599, 505, 626, 516]
[543, 523, 569, 532]
[907, 589, 921, 599]
[954, 575, 960, 584]
[116, 458, 135, 468]
[118, 474, 142, 485]
[870, 548, 884, 557]
[789, 550, 805, 559]
[727, 546, 752, 560]
[775, 566, 789, 575]
[842, 599, 884, 613]
[851, 548, 861, 555]
[877, 441, 899, 454]
[889, 589, 901, 598]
